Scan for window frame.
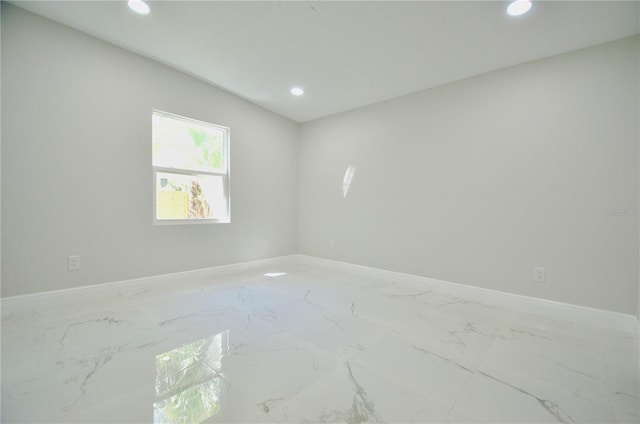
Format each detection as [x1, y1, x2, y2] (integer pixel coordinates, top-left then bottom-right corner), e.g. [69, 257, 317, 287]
[152, 110, 231, 225]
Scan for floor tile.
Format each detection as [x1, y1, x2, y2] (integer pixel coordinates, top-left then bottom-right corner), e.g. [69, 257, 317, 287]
[451, 371, 616, 423]
[215, 331, 337, 413]
[2, 263, 637, 423]
[350, 333, 475, 408]
[479, 335, 610, 398]
[285, 308, 392, 359]
[266, 361, 450, 423]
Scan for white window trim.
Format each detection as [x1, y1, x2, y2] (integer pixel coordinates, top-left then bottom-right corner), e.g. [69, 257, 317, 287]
[152, 110, 230, 225]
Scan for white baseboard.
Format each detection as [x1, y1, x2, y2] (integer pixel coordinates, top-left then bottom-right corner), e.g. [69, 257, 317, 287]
[3, 253, 638, 337]
[293, 254, 638, 334]
[1, 254, 298, 322]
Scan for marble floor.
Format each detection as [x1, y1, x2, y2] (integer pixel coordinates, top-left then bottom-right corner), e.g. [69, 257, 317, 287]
[1, 261, 638, 423]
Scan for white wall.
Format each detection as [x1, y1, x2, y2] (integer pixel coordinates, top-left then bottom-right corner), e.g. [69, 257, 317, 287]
[3, 5, 639, 316]
[1, 4, 299, 297]
[298, 36, 640, 315]
[1, 2, 3, 296]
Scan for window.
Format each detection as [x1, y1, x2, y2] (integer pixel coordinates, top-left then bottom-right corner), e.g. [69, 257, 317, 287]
[152, 110, 230, 224]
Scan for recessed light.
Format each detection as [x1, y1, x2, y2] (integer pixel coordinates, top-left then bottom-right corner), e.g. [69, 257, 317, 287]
[290, 87, 304, 96]
[128, 0, 150, 15]
[507, 0, 532, 16]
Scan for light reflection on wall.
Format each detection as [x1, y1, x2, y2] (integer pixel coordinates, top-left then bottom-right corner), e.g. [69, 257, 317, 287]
[153, 330, 229, 424]
[342, 166, 357, 198]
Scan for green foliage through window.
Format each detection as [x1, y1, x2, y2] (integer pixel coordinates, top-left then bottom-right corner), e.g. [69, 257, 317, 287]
[152, 112, 226, 174]
[152, 110, 230, 223]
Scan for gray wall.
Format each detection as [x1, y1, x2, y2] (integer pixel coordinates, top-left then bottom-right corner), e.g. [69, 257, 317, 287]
[1, 4, 299, 297]
[1, 3, 3, 294]
[298, 36, 640, 314]
[3, 5, 639, 316]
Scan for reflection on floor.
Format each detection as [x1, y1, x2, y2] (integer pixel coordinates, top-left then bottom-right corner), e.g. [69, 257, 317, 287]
[2, 262, 639, 423]
[154, 331, 229, 423]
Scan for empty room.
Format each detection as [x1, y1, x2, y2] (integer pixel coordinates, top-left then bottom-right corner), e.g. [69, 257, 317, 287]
[1, 0, 639, 423]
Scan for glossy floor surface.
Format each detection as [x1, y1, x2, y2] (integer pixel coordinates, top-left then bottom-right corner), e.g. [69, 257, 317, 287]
[2, 263, 639, 423]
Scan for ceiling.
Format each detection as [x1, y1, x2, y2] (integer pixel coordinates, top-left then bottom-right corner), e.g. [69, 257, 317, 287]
[9, 1, 640, 123]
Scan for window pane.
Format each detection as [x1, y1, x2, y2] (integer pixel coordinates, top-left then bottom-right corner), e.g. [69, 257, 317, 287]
[152, 112, 226, 173]
[156, 172, 227, 220]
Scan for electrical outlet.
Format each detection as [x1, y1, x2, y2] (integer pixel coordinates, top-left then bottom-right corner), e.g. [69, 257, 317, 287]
[330, 240, 336, 249]
[68, 255, 81, 271]
[262, 239, 269, 248]
[533, 267, 546, 282]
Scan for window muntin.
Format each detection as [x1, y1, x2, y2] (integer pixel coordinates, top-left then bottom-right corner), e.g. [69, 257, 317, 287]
[152, 110, 230, 224]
